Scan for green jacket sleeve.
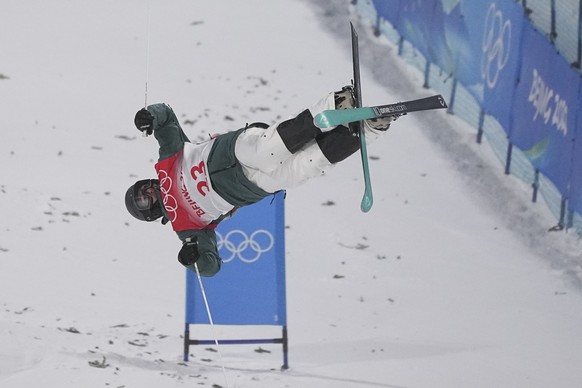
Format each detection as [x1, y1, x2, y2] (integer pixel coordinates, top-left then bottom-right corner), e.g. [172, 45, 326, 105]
[178, 229, 222, 277]
[147, 104, 221, 277]
[146, 103, 190, 161]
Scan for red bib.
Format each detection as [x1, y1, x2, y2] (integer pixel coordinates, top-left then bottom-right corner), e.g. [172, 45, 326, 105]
[155, 141, 234, 231]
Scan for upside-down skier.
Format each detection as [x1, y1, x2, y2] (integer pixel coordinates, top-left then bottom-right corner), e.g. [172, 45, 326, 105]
[124, 87, 394, 277]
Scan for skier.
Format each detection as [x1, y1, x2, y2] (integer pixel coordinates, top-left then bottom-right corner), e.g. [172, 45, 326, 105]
[125, 87, 394, 277]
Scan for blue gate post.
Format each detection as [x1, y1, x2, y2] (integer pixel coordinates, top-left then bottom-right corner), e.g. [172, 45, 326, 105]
[532, 169, 540, 203]
[476, 110, 485, 144]
[550, 0, 558, 43]
[447, 78, 457, 114]
[505, 142, 513, 175]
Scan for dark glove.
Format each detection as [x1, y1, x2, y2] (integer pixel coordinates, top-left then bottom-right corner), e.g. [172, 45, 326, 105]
[134, 108, 154, 135]
[178, 239, 200, 267]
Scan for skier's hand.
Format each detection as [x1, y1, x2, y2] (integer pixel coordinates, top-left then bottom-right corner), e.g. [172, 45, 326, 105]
[178, 239, 199, 267]
[134, 108, 154, 135]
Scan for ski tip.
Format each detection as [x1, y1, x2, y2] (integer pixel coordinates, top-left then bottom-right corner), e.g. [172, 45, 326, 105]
[360, 195, 373, 213]
[437, 94, 448, 109]
[313, 113, 331, 129]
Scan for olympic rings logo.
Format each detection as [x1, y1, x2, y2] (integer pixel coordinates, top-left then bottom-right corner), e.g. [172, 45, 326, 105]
[158, 169, 178, 222]
[216, 229, 274, 264]
[481, 3, 512, 89]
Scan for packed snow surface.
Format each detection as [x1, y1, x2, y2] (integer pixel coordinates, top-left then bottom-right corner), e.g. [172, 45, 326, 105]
[1, 1, 581, 387]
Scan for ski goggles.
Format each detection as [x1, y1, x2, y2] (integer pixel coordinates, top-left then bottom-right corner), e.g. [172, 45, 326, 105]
[133, 180, 158, 211]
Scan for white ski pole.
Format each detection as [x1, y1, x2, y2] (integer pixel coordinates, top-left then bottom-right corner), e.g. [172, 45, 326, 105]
[194, 263, 231, 388]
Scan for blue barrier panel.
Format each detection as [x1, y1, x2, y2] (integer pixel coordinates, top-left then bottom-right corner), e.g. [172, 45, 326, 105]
[456, 1, 524, 129]
[185, 191, 286, 325]
[430, 2, 468, 79]
[568, 88, 582, 216]
[372, 0, 401, 25]
[394, 0, 439, 61]
[510, 23, 579, 194]
[386, 1, 524, 129]
[366, 0, 582, 231]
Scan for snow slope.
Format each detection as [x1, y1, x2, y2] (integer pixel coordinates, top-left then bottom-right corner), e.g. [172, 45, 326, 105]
[1, 0, 581, 387]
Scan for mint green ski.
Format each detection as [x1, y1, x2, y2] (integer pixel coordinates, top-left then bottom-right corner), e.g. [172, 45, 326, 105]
[314, 94, 448, 129]
[348, 23, 375, 213]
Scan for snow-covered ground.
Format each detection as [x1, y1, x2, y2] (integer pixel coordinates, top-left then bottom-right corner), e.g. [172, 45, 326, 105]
[1, 1, 582, 387]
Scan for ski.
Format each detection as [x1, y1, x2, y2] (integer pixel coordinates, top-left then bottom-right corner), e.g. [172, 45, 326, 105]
[314, 94, 448, 129]
[349, 23, 374, 213]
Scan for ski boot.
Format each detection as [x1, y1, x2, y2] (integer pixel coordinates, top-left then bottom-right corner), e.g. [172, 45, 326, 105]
[365, 115, 396, 131]
[334, 85, 356, 110]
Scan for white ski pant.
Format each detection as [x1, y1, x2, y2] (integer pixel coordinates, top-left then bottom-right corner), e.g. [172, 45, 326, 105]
[234, 92, 384, 193]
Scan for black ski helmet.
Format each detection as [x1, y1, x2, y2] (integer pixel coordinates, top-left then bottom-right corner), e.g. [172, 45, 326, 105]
[125, 179, 164, 222]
